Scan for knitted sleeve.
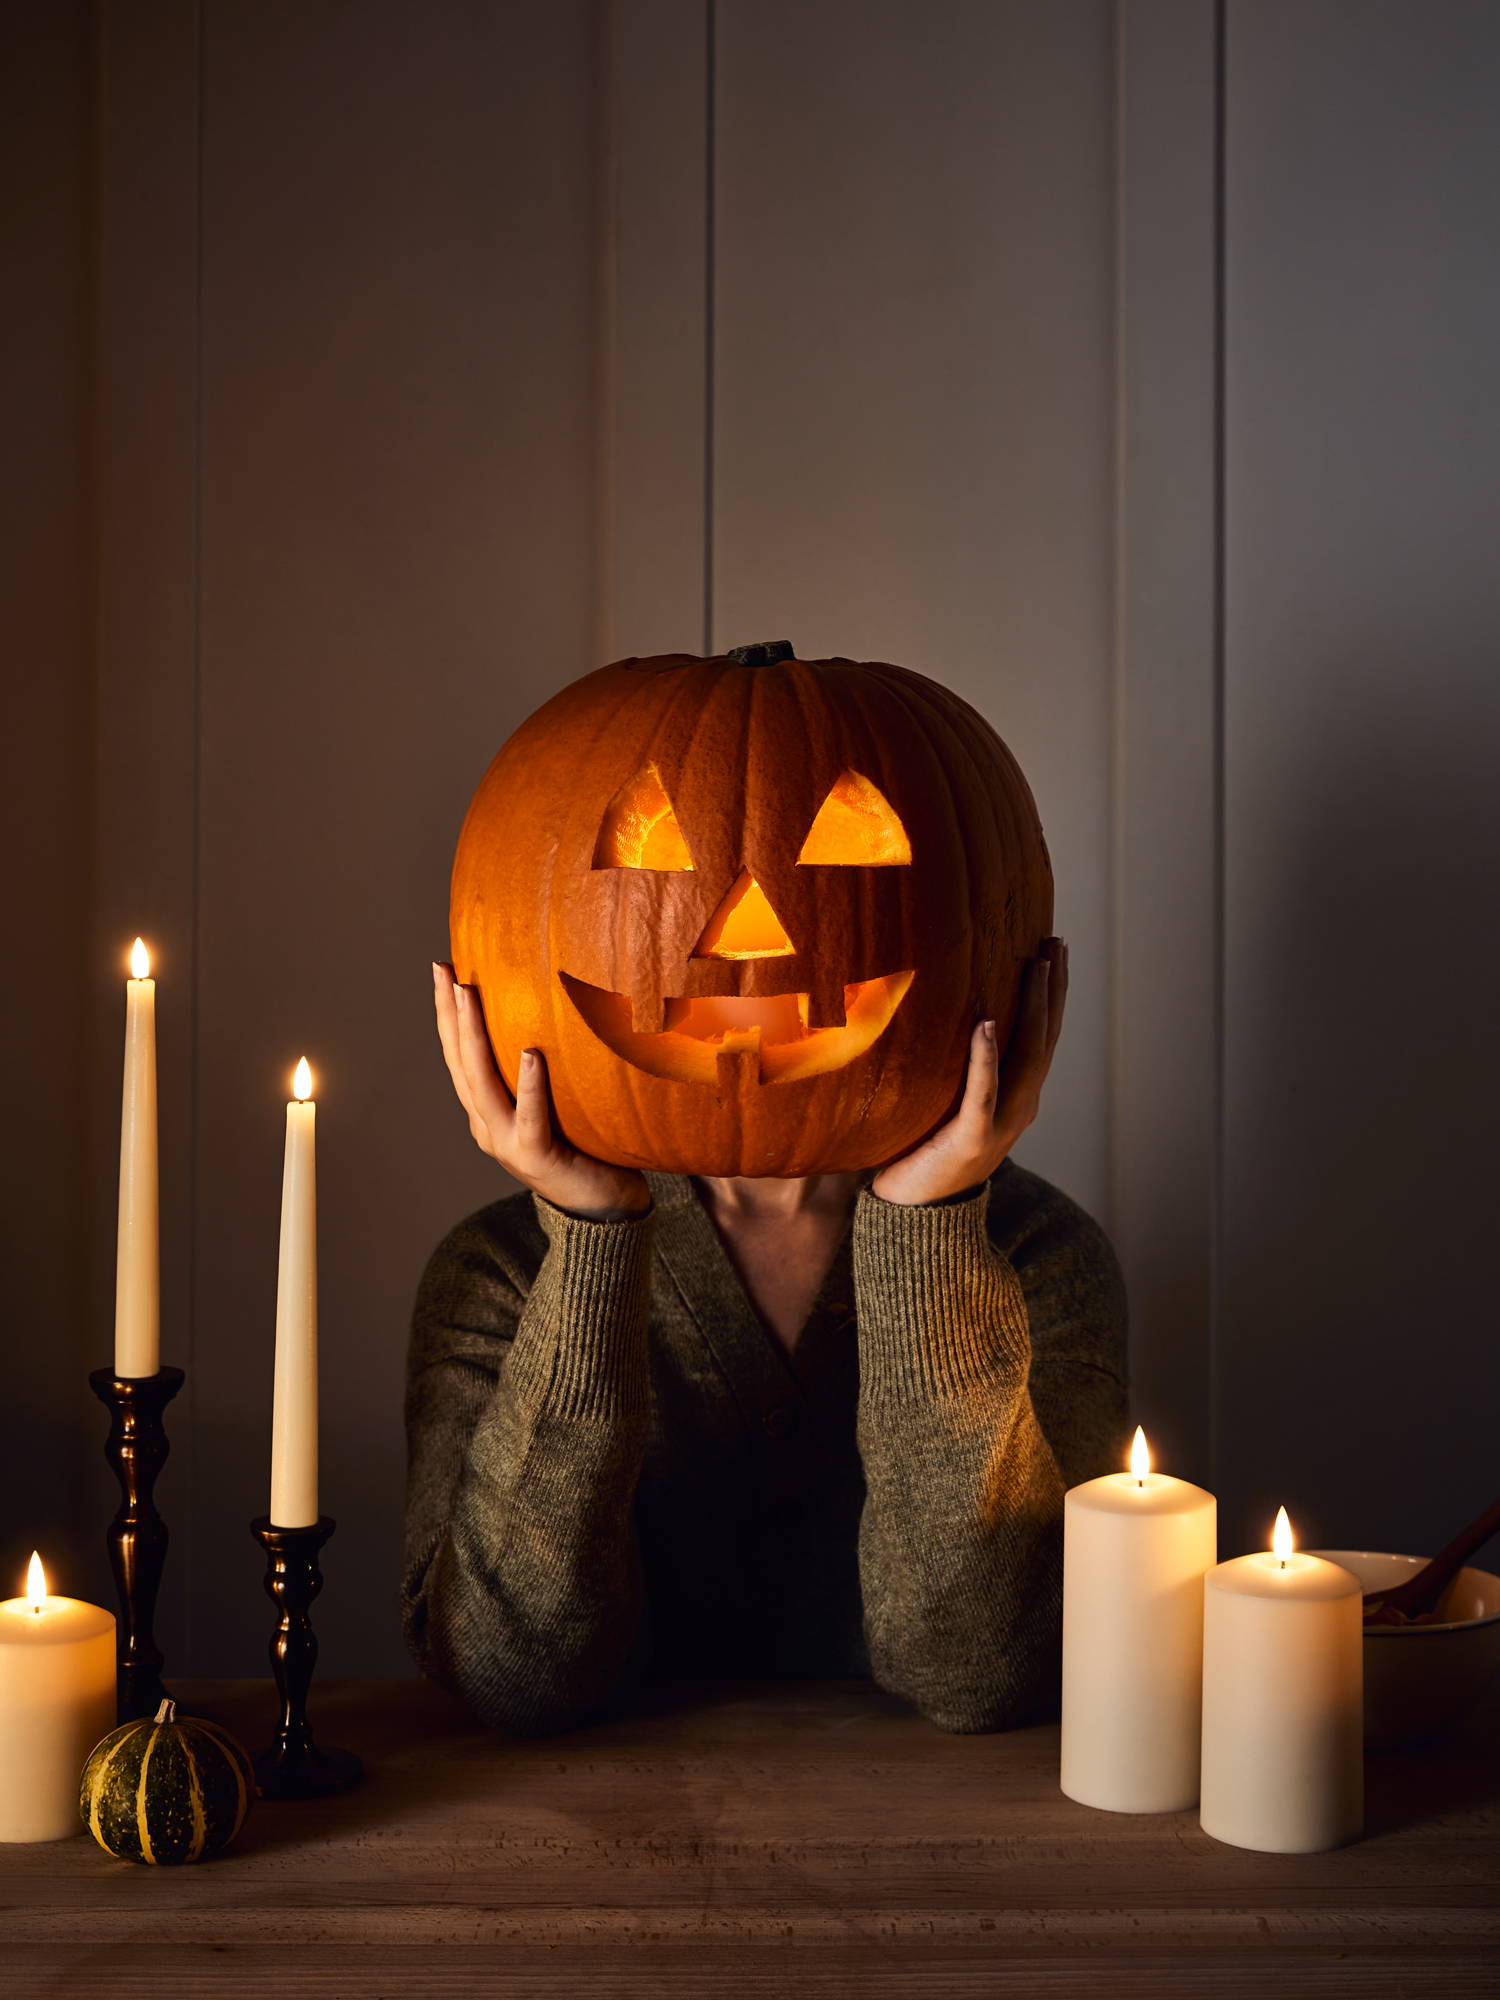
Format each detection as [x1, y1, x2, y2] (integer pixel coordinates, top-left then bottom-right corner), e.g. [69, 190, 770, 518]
[851, 1173, 1128, 1732]
[400, 1191, 655, 1736]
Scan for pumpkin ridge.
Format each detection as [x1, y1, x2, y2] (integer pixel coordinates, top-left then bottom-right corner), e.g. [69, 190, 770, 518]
[185, 1733, 208, 1861]
[873, 661, 1024, 1041]
[85, 1718, 148, 1853]
[196, 1721, 251, 1835]
[135, 1715, 163, 1864]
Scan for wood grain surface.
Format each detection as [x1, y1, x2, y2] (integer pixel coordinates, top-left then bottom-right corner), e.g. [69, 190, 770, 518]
[3, 1676, 1497, 1997]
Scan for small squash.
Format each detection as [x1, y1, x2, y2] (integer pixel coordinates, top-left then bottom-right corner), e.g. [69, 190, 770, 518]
[80, 1698, 254, 1864]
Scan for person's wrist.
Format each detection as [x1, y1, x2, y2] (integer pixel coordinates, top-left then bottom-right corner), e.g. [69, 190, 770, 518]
[869, 1145, 1003, 1205]
[868, 1173, 991, 1209]
[534, 1170, 651, 1224]
[557, 1195, 653, 1224]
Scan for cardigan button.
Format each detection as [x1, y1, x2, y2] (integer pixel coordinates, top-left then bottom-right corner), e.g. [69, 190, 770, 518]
[762, 1404, 797, 1441]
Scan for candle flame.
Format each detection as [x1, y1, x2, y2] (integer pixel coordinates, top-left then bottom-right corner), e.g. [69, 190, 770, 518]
[130, 937, 150, 980]
[292, 1056, 313, 1102]
[1128, 1425, 1151, 1482]
[25, 1551, 47, 1608]
[1272, 1505, 1294, 1563]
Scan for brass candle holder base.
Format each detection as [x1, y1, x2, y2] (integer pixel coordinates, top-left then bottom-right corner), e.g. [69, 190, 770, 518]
[249, 1515, 363, 1799]
[89, 1365, 185, 1723]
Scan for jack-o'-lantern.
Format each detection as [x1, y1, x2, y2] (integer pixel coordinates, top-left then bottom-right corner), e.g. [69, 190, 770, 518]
[450, 641, 1052, 1176]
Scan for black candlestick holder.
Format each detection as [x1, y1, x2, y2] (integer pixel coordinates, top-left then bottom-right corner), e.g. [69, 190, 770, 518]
[249, 1515, 363, 1799]
[89, 1364, 185, 1723]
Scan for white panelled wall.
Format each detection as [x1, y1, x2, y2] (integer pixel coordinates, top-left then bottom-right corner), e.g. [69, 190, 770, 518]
[5, 1, 1496, 1670]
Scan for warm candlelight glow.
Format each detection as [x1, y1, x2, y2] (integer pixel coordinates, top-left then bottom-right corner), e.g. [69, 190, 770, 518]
[1272, 1505, 1294, 1566]
[25, 1552, 46, 1610]
[129, 937, 150, 980]
[292, 1057, 313, 1102]
[1128, 1425, 1151, 1484]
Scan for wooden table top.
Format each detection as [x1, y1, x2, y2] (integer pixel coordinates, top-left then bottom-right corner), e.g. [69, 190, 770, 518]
[4, 1675, 1497, 1997]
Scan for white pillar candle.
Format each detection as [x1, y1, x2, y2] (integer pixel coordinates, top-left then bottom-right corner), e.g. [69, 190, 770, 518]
[1201, 1507, 1363, 1854]
[114, 937, 159, 1378]
[0, 1553, 116, 1842]
[269, 1056, 319, 1527]
[1061, 1426, 1217, 1813]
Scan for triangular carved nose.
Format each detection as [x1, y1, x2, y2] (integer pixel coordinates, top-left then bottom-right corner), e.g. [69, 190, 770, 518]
[693, 870, 795, 959]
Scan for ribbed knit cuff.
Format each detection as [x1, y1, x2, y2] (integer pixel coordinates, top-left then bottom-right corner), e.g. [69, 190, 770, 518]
[853, 1180, 1030, 1401]
[505, 1194, 655, 1419]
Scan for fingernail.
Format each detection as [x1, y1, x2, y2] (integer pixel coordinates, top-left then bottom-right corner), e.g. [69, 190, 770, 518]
[521, 1047, 538, 1067]
[432, 961, 444, 984]
[453, 983, 468, 1011]
[982, 1019, 996, 1044]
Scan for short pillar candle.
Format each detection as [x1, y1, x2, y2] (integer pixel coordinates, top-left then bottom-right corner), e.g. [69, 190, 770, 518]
[1061, 1427, 1217, 1814]
[0, 1555, 116, 1842]
[1200, 1507, 1363, 1854]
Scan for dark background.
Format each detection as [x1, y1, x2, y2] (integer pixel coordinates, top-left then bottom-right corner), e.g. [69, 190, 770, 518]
[4, 0, 1497, 1676]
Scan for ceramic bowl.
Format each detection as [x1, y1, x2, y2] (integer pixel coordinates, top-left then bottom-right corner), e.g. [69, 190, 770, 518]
[1308, 1549, 1500, 1751]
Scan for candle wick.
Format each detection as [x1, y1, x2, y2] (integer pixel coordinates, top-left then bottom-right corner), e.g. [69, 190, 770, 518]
[1280, 1559, 1286, 1570]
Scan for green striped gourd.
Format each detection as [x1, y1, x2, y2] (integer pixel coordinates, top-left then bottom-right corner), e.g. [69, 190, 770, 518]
[79, 1698, 254, 1864]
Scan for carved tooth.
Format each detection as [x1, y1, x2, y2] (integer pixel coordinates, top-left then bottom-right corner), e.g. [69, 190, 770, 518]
[715, 1043, 759, 1091]
[629, 989, 667, 1033]
[804, 973, 849, 1032]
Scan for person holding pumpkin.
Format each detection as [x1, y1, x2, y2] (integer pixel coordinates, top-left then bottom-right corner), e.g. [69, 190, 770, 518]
[401, 648, 1128, 1738]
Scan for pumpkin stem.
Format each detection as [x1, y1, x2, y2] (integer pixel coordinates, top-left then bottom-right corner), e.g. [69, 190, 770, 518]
[153, 1698, 176, 1725]
[726, 640, 795, 667]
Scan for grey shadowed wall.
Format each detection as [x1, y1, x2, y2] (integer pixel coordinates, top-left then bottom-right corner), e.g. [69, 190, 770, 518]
[5, 0, 1498, 1675]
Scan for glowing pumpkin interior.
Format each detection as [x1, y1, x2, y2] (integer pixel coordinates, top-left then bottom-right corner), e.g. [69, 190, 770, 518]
[592, 762, 696, 870]
[567, 766, 915, 1085]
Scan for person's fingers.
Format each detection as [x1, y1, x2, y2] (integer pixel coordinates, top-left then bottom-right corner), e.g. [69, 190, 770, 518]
[512, 1047, 555, 1159]
[994, 956, 1051, 1128]
[432, 961, 479, 1122]
[1043, 937, 1069, 1058]
[956, 1018, 1000, 1131]
[453, 979, 516, 1151]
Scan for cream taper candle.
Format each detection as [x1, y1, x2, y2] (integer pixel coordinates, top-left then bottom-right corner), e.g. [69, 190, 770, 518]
[1200, 1506, 1363, 1853]
[114, 937, 159, 1378]
[0, 1553, 116, 1842]
[1061, 1427, 1217, 1813]
[269, 1057, 318, 1527]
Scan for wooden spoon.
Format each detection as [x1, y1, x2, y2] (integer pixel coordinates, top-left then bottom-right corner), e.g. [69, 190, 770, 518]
[1362, 1495, 1500, 1626]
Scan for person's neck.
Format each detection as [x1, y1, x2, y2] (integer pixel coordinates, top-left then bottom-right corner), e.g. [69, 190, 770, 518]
[696, 1170, 865, 1224]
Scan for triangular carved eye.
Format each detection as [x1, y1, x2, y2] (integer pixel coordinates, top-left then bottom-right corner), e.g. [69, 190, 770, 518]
[796, 770, 911, 865]
[593, 763, 695, 869]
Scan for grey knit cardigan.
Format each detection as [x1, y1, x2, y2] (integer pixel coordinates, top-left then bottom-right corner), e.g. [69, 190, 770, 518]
[402, 1160, 1128, 1737]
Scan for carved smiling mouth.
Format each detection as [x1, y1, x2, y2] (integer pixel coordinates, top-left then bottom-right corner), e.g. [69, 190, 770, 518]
[559, 969, 914, 1086]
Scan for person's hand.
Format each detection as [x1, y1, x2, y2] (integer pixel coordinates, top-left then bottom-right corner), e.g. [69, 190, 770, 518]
[869, 937, 1068, 1206]
[433, 962, 651, 1222]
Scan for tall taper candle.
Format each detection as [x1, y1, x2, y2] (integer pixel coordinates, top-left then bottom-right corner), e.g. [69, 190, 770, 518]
[1061, 1426, 1218, 1813]
[270, 1057, 318, 1527]
[114, 937, 159, 1378]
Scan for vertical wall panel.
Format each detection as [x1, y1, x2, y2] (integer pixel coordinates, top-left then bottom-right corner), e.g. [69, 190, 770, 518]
[1114, 0, 1219, 1484]
[89, 0, 204, 1667]
[710, 0, 1117, 1222]
[1221, 1, 1500, 1556]
[600, 0, 710, 660]
[185, 0, 601, 1673]
[0, 2, 97, 1604]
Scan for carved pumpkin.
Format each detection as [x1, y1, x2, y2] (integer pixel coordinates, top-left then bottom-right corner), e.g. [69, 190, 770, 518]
[450, 641, 1052, 1176]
